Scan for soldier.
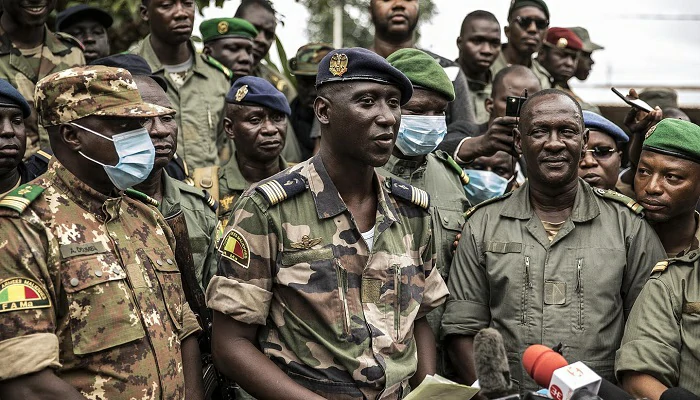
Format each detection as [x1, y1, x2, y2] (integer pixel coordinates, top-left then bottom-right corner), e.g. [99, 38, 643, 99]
[131, 0, 231, 170]
[218, 76, 290, 225]
[443, 89, 665, 394]
[615, 119, 700, 399]
[56, 4, 112, 64]
[0, 0, 85, 157]
[0, 65, 203, 399]
[578, 111, 629, 191]
[206, 48, 449, 399]
[200, 17, 257, 82]
[567, 27, 603, 83]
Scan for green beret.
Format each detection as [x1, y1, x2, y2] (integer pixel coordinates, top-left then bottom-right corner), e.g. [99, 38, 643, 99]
[386, 48, 455, 102]
[643, 119, 700, 163]
[199, 18, 257, 43]
[508, 0, 550, 20]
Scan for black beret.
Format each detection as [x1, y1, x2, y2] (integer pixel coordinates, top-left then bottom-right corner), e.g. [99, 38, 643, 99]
[0, 79, 31, 118]
[56, 5, 113, 32]
[89, 54, 168, 92]
[315, 47, 413, 106]
[226, 76, 291, 116]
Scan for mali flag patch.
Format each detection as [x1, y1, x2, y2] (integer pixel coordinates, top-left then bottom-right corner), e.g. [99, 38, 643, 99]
[218, 229, 250, 268]
[0, 277, 51, 313]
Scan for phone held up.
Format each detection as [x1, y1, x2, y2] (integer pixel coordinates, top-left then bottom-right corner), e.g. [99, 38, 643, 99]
[611, 87, 654, 113]
[506, 91, 528, 118]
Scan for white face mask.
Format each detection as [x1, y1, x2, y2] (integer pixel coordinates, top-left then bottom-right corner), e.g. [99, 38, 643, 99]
[463, 169, 513, 204]
[394, 115, 447, 156]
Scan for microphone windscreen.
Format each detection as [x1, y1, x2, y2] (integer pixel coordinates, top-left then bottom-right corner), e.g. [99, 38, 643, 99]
[660, 387, 700, 400]
[474, 328, 514, 398]
[522, 345, 568, 387]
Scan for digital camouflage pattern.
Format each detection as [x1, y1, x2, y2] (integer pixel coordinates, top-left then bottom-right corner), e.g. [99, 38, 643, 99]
[0, 160, 200, 398]
[35, 65, 175, 126]
[206, 155, 449, 399]
[0, 25, 85, 156]
[289, 43, 334, 76]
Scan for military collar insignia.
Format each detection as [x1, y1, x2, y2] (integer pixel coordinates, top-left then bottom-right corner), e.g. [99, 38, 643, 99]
[645, 124, 657, 140]
[235, 84, 248, 102]
[217, 21, 229, 34]
[290, 235, 322, 250]
[329, 53, 348, 76]
[0, 277, 51, 313]
[556, 38, 568, 48]
[219, 229, 250, 268]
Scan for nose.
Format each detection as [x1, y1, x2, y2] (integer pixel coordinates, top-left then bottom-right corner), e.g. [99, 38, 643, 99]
[147, 118, 170, 139]
[525, 21, 538, 34]
[375, 102, 398, 128]
[173, 2, 188, 19]
[0, 118, 16, 137]
[579, 150, 597, 168]
[644, 173, 664, 196]
[542, 131, 567, 152]
[260, 118, 279, 136]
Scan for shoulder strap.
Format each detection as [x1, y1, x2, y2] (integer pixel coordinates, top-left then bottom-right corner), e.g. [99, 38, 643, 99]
[124, 188, 160, 208]
[435, 150, 470, 186]
[0, 183, 44, 213]
[201, 54, 233, 81]
[463, 191, 513, 219]
[592, 187, 644, 215]
[385, 177, 430, 210]
[202, 190, 218, 213]
[255, 171, 307, 206]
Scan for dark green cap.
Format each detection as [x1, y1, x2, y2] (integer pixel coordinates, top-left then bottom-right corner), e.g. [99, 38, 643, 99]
[289, 43, 334, 76]
[639, 87, 679, 110]
[643, 119, 700, 163]
[199, 18, 257, 43]
[508, 0, 550, 20]
[386, 48, 455, 102]
[567, 27, 604, 53]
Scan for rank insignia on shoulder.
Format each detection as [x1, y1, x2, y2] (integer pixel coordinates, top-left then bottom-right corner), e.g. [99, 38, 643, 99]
[386, 178, 430, 210]
[125, 188, 160, 208]
[255, 172, 307, 206]
[203, 190, 218, 212]
[0, 277, 51, 313]
[219, 229, 250, 268]
[290, 235, 322, 250]
[463, 191, 513, 219]
[437, 151, 470, 186]
[652, 260, 669, 273]
[0, 184, 44, 213]
[593, 187, 644, 215]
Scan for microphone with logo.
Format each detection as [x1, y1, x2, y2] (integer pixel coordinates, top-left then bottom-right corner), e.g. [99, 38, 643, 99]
[473, 328, 520, 399]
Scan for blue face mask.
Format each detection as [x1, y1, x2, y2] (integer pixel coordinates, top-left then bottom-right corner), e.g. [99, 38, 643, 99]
[73, 123, 155, 190]
[395, 115, 447, 156]
[464, 169, 511, 205]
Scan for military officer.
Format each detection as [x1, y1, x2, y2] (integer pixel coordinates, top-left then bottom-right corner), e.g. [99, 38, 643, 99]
[443, 89, 666, 394]
[0, 0, 85, 157]
[206, 48, 449, 400]
[616, 119, 700, 399]
[578, 111, 629, 191]
[200, 17, 257, 82]
[0, 65, 202, 399]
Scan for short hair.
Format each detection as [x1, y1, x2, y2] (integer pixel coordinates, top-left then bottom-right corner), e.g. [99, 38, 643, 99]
[491, 65, 538, 98]
[460, 10, 499, 36]
[235, 0, 276, 17]
[519, 88, 583, 126]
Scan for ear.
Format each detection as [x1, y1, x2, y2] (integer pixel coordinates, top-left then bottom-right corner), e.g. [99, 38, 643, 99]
[513, 127, 523, 155]
[223, 117, 235, 140]
[485, 97, 494, 114]
[456, 36, 462, 48]
[314, 96, 331, 125]
[582, 128, 589, 149]
[140, 3, 149, 22]
[203, 45, 211, 56]
[504, 24, 511, 41]
[60, 124, 81, 151]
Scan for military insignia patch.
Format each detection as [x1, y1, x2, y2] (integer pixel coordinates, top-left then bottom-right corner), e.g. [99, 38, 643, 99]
[217, 21, 229, 34]
[645, 124, 657, 139]
[290, 235, 322, 250]
[0, 278, 51, 313]
[329, 53, 348, 76]
[235, 84, 248, 102]
[557, 38, 568, 48]
[219, 229, 250, 268]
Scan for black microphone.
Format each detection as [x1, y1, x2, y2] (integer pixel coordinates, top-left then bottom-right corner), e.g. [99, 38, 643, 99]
[596, 380, 636, 400]
[660, 387, 700, 400]
[571, 388, 603, 400]
[474, 328, 520, 399]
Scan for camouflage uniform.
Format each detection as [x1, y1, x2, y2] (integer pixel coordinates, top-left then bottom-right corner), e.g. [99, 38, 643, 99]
[0, 25, 84, 157]
[0, 160, 201, 397]
[206, 155, 449, 399]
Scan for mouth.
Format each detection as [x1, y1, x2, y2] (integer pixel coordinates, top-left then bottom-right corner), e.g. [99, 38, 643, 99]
[0, 144, 20, 157]
[259, 140, 282, 150]
[389, 13, 408, 23]
[21, 3, 48, 15]
[638, 200, 666, 212]
[153, 144, 173, 156]
[522, 37, 539, 46]
[171, 25, 192, 34]
[232, 66, 252, 75]
[372, 133, 394, 148]
[541, 157, 568, 167]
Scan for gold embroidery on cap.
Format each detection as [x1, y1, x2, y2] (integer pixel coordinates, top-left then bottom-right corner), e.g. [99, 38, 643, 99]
[645, 124, 657, 139]
[557, 38, 568, 48]
[329, 53, 349, 76]
[235, 85, 248, 102]
[217, 21, 229, 34]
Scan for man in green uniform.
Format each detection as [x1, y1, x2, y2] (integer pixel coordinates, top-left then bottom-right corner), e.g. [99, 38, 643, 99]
[131, 0, 231, 170]
[0, 65, 203, 399]
[443, 89, 666, 394]
[0, 0, 85, 157]
[200, 17, 257, 82]
[615, 119, 700, 399]
[207, 48, 448, 399]
[218, 76, 290, 224]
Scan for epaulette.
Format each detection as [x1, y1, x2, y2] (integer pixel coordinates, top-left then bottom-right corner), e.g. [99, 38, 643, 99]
[171, 180, 219, 213]
[124, 188, 160, 208]
[255, 172, 307, 206]
[651, 260, 670, 274]
[202, 190, 219, 213]
[463, 191, 513, 219]
[592, 187, 644, 215]
[435, 150, 470, 186]
[202, 54, 233, 80]
[34, 149, 52, 163]
[55, 31, 85, 51]
[385, 177, 430, 210]
[0, 183, 44, 213]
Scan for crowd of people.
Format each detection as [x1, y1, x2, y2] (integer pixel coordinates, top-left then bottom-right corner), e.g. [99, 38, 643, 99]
[0, 0, 697, 399]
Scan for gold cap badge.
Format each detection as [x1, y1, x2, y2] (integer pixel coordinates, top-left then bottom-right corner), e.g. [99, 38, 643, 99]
[217, 21, 229, 34]
[235, 85, 248, 102]
[329, 53, 348, 77]
[556, 37, 568, 48]
[645, 124, 657, 139]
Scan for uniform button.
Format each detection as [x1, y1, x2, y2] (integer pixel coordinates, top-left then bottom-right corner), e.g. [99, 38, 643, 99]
[166, 259, 174, 265]
[156, 259, 163, 266]
[443, 217, 449, 223]
[94, 270, 103, 277]
[70, 278, 79, 287]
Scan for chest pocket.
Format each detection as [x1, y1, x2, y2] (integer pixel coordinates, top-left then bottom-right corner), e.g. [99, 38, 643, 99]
[141, 248, 186, 331]
[434, 207, 465, 278]
[61, 253, 145, 355]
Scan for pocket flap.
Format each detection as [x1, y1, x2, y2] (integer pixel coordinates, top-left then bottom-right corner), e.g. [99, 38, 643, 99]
[281, 247, 334, 266]
[483, 241, 523, 254]
[437, 207, 464, 232]
[61, 253, 126, 293]
[142, 248, 179, 273]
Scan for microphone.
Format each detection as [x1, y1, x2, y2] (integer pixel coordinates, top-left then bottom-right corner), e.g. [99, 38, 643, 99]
[660, 388, 700, 400]
[473, 328, 520, 399]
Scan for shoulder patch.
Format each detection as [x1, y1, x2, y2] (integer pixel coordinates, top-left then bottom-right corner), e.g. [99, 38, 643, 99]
[463, 191, 513, 219]
[435, 150, 470, 186]
[219, 228, 250, 268]
[255, 172, 307, 206]
[0, 277, 51, 313]
[0, 184, 44, 213]
[202, 54, 233, 80]
[652, 260, 669, 274]
[124, 188, 160, 208]
[54, 31, 85, 51]
[593, 187, 644, 215]
[386, 177, 430, 210]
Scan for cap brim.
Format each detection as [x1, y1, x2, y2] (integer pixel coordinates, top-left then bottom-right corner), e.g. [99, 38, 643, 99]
[93, 101, 175, 118]
[583, 43, 604, 52]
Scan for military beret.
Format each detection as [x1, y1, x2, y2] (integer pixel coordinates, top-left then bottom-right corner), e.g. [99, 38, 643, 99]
[226, 76, 291, 116]
[508, 0, 550, 20]
[89, 54, 168, 93]
[386, 48, 455, 102]
[316, 47, 413, 106]
[200, 18, 257, 43]
[643, 119, 700, 163]
[544, 27, 584, 52]
[35, 66, 175, 127]
[583, 111, 628, 143]
[0, 79, 31, 118]
[567, 27, 604, 53]
[639, 87, 679, 110]
[56, 4, 113, 32]
[289, 43, 334, 76]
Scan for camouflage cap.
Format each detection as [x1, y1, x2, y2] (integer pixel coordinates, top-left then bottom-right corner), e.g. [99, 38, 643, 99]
[289, 43, 334, 76]
[35, 65, 175, 127]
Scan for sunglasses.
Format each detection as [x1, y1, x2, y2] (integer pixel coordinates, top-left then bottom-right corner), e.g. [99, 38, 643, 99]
[584, 146, 616, 160]
[513, 16, 549, 30]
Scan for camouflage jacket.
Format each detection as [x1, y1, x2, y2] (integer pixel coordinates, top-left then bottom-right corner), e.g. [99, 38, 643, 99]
[0, 160, 200, 398]
[0, 24, 84, 157]
[206, 155, 448, 399]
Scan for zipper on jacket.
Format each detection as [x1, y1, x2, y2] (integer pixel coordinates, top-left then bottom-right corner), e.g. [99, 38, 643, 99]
[522, 256, 531, 324]
[394, 264, 401, 340]
[336, 260, 351, 335]
[576, 258, 583, 329]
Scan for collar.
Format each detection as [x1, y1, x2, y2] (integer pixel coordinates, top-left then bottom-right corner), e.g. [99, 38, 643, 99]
[225, 153, 288, 192]
[465, 69, 492, 92]
[383, 154, 428, 180]
[673, 211, 700, 258]
[500, 178, 600, 222]
[138, 34, 205, 77]
[49, 159, 121, 220]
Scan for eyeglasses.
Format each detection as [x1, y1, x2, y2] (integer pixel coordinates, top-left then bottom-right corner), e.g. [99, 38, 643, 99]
[514, 16, 549, 30]
[584, 146, 616, 160]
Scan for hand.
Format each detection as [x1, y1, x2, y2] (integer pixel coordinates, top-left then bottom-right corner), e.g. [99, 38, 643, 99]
[473, 116, 520, 158]
[452, 233, 461, 255]
[624, 89, 663, 136]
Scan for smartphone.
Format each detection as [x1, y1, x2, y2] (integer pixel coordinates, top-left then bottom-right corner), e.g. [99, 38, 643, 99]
[506, 95, 527, 117]
[611, 87, 654, 113]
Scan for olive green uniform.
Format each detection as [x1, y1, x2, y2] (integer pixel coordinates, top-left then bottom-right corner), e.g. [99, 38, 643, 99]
[490, 49, 551, 91]
[253, 62, 297, 102]
[442, 180, 666, 393]
[467, 73, 492, 125]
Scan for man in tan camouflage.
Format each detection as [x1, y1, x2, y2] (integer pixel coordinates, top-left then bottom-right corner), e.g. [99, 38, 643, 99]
[0, 0, 85, 158]
[206, 48, 448, 400]
[0, 65, 203, 399]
